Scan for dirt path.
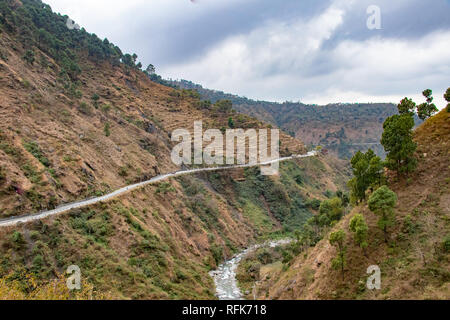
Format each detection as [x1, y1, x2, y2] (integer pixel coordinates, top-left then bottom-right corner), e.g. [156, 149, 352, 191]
[0, 151, 317, 228]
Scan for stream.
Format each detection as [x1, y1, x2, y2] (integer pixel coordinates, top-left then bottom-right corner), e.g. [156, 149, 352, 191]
[209, 239, 292, 300]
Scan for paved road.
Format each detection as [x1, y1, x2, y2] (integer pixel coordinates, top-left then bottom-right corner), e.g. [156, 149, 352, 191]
[0, 151, 317, 228]
[347, 143, 382, 146]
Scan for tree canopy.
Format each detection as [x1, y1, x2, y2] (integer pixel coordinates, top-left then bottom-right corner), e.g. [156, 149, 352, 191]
[0, 0, 143, 81]
[368, 186, 397, 242]
[349, 214, 369, 253]
[317, 197, 343, 227]
[417, 89, 438, 121]
[445, 88, 450, 112]
[381, 112, 417, 178]
[329, 230, 347, 280]
[348, 149, 384, 203]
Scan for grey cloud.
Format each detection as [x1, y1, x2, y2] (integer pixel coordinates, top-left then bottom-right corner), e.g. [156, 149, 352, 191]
[44, 0, 450, 106]
[126, 0, 334, 68]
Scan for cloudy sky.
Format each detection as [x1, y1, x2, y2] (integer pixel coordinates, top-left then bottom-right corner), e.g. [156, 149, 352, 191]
[45, 0, 450, 106]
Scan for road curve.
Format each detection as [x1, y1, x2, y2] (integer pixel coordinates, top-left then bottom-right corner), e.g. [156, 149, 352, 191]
[0, 151, 317, 228]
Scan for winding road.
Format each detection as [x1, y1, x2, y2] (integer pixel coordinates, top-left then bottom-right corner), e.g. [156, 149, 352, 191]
[0, 151, 317, 228]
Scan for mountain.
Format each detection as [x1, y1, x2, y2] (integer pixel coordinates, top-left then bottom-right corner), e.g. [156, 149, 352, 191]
[0, 0, 349, 299]
[171, 79, 418, 159]
[244, 109, 450, 300]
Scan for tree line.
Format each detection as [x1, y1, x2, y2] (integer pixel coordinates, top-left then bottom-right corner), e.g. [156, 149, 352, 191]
[0, 0, 150, 81]
[290, 88, 448, 281]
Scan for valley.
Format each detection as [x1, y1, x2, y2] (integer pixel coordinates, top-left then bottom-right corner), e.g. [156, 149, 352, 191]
[0, 0, 349, 299]
[0, 0, 448, 302]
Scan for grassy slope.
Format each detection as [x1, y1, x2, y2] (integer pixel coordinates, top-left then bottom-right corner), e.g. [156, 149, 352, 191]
[257, 110, 449, 300]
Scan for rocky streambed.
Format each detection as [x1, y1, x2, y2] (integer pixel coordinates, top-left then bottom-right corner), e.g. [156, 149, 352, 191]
[209, 239, 292, 300]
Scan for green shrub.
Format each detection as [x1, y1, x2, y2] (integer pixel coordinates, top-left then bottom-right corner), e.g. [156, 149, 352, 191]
[23, 141, 50, 167]
[118, 166, 128, 177]
[443, 235, 450, 253]
[228, 117, 235, 128]
[402, 215, 421, 235]
[78, 102, 92, 115]
[104, 123, 111, 137]
[91, 93, 100, 108]
[10, 231, 26, 250]
[210, 244, 223, 265]
[306, 199, 321, 210]
[155, 182, 175, 195]
[23, 50, 35, 64]
[256, 248, 273, 265]
[101, 104, 111, 113]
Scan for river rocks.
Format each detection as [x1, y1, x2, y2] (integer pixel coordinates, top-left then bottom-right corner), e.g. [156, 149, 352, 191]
[209, 239, 293, 300]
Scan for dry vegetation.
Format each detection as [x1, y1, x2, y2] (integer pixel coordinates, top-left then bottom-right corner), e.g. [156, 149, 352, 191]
[0, 1, 349, 299]
[250, 110, 449, 300]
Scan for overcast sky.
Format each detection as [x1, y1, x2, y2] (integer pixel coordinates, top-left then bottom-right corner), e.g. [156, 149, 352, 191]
[45, 0, 450, 107]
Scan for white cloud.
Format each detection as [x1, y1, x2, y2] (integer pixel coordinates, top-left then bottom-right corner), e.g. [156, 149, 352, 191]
[162, 1, 450, 108]
[44, 0, 450, 107]
[162, 3, 347, 88]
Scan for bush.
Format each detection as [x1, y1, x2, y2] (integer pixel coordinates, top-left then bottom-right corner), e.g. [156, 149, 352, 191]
[23, 50, 35, 64]
[195, 100, 212, 110]
[155, 182, 175, 195]
[10, 231, 25, 249]
[306, 199, 321, 210]
[101, 104, 111, 113]
[443, 235, 450, 253]
[256, 248, 273, 265]
[23, 141, 50, 167]
[78, 102, 92, 115]
[210, 244, 223, 265]
[118, 166, 128, 177]
[318, 197, 343, 226]
[104, 123, 111, 137]
[91, 94, 100, 108]
[214, 100, 233, 113]
[228, 117, 235, 128]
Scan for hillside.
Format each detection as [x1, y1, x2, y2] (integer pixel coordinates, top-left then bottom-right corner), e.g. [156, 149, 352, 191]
[171, 79, 405, 159]
[0, 0, 349, 299]
[248, 109, 449, 300]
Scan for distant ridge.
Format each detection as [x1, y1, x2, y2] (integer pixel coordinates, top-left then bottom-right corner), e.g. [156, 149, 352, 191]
[169, 79, 403, 159]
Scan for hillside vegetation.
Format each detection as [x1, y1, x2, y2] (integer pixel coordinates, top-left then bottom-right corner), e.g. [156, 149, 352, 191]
[171, 79, 410, 159]
[0, 0, 349, 299]
[247, 109, 449, 300]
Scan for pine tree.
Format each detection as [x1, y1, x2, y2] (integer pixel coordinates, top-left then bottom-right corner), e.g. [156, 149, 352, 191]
[368, 186, 397, 243]
[417, 89, 438, 121]
[349, 214, 369, 255]
[318, 197, 343, 226]
[397, 97, 416, 115]
[444, 88, 450, 112]
[381, 112, 417, 178]
[348, 149, 384, 203]
[329, 230, 347, 281]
